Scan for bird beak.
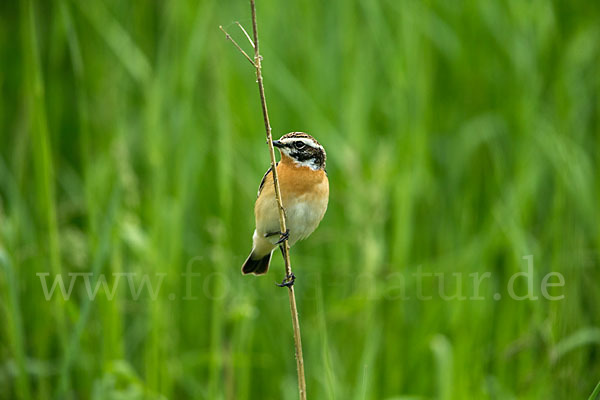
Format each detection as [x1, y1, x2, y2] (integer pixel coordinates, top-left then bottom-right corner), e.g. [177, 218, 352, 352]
[272, 140, 284, 148]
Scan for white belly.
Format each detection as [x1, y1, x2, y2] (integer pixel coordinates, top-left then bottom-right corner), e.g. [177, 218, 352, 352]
[255, 194, 328, 249]
[285, 197, 327, 245]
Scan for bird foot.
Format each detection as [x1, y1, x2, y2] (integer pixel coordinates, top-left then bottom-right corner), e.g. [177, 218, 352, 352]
[274, 229, 290, 245]
[265, 229, 289, 244]
[276, 272, 296, 288]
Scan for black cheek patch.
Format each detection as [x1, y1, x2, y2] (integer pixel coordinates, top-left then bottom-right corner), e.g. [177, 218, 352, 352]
[290, 151, 312, 162]
[290, 149, 325, 169]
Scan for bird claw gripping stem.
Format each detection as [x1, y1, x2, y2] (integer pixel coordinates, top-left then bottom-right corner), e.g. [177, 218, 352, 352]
[276, 272, 296, 288]
[274, 229, 290, 245]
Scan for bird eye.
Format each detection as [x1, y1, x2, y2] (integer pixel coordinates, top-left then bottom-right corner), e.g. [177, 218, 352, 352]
[294, 141, 306, 150]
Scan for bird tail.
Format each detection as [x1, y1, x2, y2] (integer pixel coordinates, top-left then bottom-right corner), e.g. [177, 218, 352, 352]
[241, 251, 272, 275]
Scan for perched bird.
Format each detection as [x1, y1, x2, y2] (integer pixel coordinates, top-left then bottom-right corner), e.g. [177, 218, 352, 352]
[242, 132, 329, 276]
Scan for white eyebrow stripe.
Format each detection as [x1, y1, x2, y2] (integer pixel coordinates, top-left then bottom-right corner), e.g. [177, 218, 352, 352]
[281, 137, 321, 149]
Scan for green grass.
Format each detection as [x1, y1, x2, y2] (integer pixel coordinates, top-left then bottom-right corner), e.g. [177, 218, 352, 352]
[1, 0, 599, 399]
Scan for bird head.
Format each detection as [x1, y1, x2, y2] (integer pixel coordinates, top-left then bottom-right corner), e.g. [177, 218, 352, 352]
[272, 132, 326, 170]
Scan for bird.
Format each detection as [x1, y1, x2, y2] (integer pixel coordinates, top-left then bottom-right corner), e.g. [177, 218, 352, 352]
[241, 132, 329, 277]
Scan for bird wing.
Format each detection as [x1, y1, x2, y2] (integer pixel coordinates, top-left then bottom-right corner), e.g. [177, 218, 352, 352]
[257, 162, 278, 198]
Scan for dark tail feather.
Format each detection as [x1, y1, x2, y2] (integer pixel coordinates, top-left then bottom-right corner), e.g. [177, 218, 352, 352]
[241, 252, 272, 275]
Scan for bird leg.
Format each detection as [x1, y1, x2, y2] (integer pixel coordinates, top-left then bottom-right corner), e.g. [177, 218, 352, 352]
[279, 243, 287, 258]
[275, 245, 295, 287]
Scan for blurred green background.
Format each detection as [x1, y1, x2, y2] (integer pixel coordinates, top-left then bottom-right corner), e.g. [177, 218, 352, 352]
[1, 0, 599, 399]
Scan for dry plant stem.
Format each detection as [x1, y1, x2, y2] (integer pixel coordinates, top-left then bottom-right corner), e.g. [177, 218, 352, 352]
[235, 21, 255, 49]
[249, 2, 306, 397]
[220, 2, 307, 398]
[219, 25, 256, 67]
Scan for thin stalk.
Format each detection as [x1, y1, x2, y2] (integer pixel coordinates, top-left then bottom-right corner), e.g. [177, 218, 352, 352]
[220, 1, 307, 398]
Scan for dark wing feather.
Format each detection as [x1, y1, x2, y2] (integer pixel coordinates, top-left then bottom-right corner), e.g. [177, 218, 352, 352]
[257, 163, 278, 198]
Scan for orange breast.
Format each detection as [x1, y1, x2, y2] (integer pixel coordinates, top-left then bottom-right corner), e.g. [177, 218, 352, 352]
[259, 154, 329, 205]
